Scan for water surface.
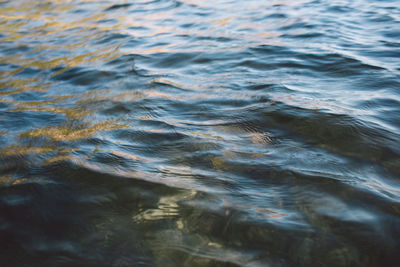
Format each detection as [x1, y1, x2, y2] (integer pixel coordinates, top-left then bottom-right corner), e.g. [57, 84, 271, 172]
[1, 0, 400, 266]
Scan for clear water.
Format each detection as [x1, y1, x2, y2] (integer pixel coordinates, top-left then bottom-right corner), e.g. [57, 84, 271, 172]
[1, 0, 400, 266]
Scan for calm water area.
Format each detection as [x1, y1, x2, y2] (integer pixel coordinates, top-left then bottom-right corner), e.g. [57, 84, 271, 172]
[1, 0, 400, 266]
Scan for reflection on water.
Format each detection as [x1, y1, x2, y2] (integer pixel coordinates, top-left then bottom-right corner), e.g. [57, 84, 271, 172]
[1, 0, 400, 266]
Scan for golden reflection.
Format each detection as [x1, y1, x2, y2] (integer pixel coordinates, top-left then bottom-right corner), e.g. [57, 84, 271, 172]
[222, 149, 237, 159]
[210, 17, 231, 28]
[1, 146, 53, 156]
[249, 131, 272, 145]
[221, 148, 265, 160]
[110, 151, 152, 162]
[0, 174, 51, 186]
[211, 156, 228, 171]
[4, 89, 150, 119]
[45, 154, 76, 164]
[11, 107, 94, 119]
[139, 115, 153, 120]
[187, 131, 224, 140]
[0, 79, 51, 95]
[20, 121, 127, 141]
[0, 45, 121, 77]
[212, 123, 273, 147]
[0, 3, 119, 39]
[0, 143, 77, 168]
[0, 0, 123, 82]
[0, 175, 16, 186]
[0, 145, 76, 157]
[147, 90, 183, 101]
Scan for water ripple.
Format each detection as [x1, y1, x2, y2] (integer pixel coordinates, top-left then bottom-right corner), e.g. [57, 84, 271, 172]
[1, 0, 400, 266]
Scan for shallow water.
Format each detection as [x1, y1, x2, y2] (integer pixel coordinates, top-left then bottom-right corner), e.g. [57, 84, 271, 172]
[1, 0, 400, 266]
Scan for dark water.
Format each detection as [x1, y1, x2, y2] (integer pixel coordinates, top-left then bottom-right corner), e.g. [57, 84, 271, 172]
[1, 0, 400, 266]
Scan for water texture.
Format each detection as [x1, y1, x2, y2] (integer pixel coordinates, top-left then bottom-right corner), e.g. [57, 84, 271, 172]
[1, 0, 400, 266]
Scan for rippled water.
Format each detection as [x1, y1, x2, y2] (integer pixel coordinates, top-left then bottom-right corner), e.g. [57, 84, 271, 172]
[1, 0, 400, 266]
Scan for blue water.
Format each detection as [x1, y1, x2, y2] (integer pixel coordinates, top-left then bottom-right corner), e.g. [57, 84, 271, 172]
[1, 0, 400, 266]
